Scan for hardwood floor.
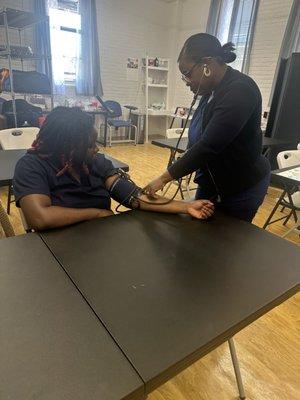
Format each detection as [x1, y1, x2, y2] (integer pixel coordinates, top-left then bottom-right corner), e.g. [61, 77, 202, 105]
[0, 143, 299, 399]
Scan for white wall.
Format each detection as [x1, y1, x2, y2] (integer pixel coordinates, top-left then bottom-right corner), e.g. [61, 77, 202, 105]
[96, 0, 177, 109]
[169, 0, 211, 108]
[248, 0, 293, 110]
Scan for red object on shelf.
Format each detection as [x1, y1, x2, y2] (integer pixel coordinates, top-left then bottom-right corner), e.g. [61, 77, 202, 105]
[38, 116, 46, 127]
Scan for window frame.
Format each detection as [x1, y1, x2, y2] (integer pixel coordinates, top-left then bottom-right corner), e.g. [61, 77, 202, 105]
[206, 0, 259, 73]
[49, 1, 81, 85]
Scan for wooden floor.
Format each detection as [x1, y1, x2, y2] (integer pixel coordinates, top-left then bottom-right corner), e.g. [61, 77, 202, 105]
[0, 143, 299, 399]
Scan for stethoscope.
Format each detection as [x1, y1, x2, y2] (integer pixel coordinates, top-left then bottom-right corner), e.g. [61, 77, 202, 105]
[168, 64, 222, 203]
[170, 66, 207, 162]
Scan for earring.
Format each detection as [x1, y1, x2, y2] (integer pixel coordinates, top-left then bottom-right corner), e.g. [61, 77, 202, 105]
[204, 65, 211, 77]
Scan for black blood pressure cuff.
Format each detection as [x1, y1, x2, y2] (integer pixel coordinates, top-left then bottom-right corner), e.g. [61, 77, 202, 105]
[109, 173, 143, 208]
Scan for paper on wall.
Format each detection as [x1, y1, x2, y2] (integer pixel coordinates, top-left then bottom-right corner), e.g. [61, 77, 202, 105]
[126, 58, 139, 81]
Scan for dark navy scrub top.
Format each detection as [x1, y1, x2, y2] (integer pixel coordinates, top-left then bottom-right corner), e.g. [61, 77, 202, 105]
[187, 94, 211, 192]
[13, 153, 118, 210]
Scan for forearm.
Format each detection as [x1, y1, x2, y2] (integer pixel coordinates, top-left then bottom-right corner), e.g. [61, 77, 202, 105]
[25, 205, 112, 230]
[135, 194, 188, 214]
[168, 141, 209, 180]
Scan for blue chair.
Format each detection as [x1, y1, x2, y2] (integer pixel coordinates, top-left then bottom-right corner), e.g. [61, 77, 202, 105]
[104, 100, 137, 147]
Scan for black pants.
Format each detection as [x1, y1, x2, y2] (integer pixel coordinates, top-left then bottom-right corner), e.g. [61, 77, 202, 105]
[196, 172, 271, 223]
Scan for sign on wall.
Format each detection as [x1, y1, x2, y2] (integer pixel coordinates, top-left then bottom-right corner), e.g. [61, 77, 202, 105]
[126, 58, 139, 81]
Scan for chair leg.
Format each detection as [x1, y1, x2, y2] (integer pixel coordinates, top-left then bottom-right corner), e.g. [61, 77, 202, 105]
[7, 184, 12, 215]
[283, 209, 293, 226]
[263, 190, 286, 229]
[179, 182, 185, 199]
[285, 191, 298, 223]
[167, 150, 175, 168]
[228, 338, 246, 400]
[162, 181, 174, 196]
[282, 222, 300, 238]
[184, 175, 193, 199]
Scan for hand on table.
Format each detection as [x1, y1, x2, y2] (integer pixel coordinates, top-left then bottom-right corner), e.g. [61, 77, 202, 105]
[186, 200, 214, 220]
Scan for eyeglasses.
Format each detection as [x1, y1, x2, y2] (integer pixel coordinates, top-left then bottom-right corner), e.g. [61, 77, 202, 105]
[181, 63, 199, 82]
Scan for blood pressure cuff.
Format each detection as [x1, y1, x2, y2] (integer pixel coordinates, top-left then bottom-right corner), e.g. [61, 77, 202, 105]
[109, 173, 143, 208]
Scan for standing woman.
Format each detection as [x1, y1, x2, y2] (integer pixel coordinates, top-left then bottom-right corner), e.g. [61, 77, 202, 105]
[144, 33, 271, 222]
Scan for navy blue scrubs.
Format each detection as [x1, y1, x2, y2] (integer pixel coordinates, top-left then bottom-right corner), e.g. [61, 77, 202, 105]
[187, 95, 270, 222]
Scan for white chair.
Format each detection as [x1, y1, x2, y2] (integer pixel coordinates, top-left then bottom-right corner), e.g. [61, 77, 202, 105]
[277, 149, 300, 237]
[277, 148, 300, 169]
[166, 127, 189, 139]
[0, 127, 39, 150]
[277, 149, 300, 207]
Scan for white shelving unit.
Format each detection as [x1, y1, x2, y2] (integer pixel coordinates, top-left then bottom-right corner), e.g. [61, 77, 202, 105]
[142, 56, 171, 142]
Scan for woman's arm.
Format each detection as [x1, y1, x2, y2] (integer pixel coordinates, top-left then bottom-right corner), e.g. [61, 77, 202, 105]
[105, 175, 214, 219]
[144, 81, 259, 195]
[20, 194, 113, 231]
[168, 82, 259, 179]
[134, 193, 214, 219]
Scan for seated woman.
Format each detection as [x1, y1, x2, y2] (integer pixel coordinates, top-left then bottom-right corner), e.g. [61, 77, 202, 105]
[13, 107, 214, 231]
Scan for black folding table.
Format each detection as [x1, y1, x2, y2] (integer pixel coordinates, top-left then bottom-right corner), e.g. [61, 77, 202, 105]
[40, 211, 300, 398]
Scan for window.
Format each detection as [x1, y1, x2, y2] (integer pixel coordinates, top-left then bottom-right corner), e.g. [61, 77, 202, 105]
[206, 0, 259, 72]
[48, 0, 81, 87]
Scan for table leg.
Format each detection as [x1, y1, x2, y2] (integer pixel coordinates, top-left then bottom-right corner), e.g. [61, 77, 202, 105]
[262, 146, 270, 157]
[228, 338, 246, 400]
[137, 115, 140, 143]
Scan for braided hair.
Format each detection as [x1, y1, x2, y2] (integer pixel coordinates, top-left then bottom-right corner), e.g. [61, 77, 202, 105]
[178, 33, 236, 64]
[29, 107, 95, 176]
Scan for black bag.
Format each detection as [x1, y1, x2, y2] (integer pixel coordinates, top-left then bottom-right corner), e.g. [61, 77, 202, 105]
[3, 70, 51, 94]
[2, 99, 43, 128]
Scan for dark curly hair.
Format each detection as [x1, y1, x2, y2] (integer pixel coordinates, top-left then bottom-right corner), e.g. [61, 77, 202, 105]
[178, 33, 236, 64]
[29, 107, 95, 176]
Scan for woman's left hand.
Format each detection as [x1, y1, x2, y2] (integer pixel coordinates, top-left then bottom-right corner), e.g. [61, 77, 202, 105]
[186, 200, 214, 219]
[143, 171, 173, 197]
